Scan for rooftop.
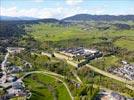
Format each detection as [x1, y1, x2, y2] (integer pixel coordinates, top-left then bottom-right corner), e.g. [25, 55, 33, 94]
[59, 47, 101, 57]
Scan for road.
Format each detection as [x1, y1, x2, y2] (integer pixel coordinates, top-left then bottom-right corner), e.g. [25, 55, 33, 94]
[2, 51, 132, 99]
[0, 52, 75, 100]
[55, 54, 134, 85]
[0, 70, 74, 100]
[21, 70, 133, 100]
[21, 71, 74, 100]
[0, 52, 9, 84]
[72, 71, 83, 84]
[54, 56, 134, 94]
[86, 64, 134, 85]
[1, 52, 9, 71]
[21, 71, 64, 80]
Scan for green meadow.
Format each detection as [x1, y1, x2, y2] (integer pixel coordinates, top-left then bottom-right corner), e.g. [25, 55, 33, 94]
[25, 23, 134, 51]
[23, 73, 71, 100]
[114, 37, 134, 51]
[90, 55, 120, 70]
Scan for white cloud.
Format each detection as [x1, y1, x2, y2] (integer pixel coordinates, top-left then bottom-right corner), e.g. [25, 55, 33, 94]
[33, 0, 44, 3]
[0, 6, 107, 19]
[66, 0, 83, 6]
[0, 7, 51, 18]
[1, 5, 134, 19]
[1, 7, 18, 17]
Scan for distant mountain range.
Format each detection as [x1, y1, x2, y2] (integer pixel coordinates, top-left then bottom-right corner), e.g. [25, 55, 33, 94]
[0, 16, 39, 20]
[1, 14, 134, 21]
[62, 14, 134, 22]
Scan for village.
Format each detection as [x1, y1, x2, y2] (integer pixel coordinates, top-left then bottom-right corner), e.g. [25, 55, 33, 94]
[96, 90, 134, 100]
[0, 47, 133, 100]
[0, 47, 31, 100]
[108, 61, 134, 80]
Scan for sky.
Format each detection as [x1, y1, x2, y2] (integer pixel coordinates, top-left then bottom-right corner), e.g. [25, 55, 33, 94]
[0, 0, 134, 19]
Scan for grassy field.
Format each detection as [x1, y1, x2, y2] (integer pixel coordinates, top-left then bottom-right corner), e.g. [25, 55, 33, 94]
[10, 97, 26, 100]
[25, 23, 134, 50]
[77, 66, 134, 97]
[21, 22, 134, 99]
[25, 24, 92, 41]
[114, 37, 134, 51]
[23, 73, 71, 100]
[90, 55, 120, 70]
[25, 23, 134, 40]
[23, 23, 134, 70]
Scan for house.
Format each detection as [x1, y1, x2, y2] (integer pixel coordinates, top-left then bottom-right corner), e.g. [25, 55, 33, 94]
[121, 61, 128, 65]
[7, 76, 17, 82]
[0, 74, 7, 84]
[12, 82, 24, 89]
[7, 47, 25, 54]
[0, 72, 3, 78]
[7, 66, 23, 73]
[24, 62, 32, 69]
[41, 52, 52, 58]
[96, 91, 133, 100]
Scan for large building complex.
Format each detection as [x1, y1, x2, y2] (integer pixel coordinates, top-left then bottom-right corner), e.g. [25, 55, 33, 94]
[54, 47, 102, 67]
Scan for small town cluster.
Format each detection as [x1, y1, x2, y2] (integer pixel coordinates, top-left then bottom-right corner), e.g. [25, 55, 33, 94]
[96, 90, 134, 100]
[109, 61, 134, 80]
[0, 47, 134, 100]
[0, 47, 31, 100]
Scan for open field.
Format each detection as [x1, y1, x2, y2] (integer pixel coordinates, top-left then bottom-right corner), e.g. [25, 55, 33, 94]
[24, 23, 134, 52]
[90, 55, 120, 70]
[0, 20, 134, 99]
[114, 37, 134, 51]
[25, 23, 134, 42]
[77, 66, 134, 97]
[23, 73, 71, 100]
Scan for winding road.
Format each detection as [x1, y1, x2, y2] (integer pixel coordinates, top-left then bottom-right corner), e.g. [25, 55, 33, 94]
[1, 52, 9, 71]
[21, 71, 74, 100]
[0, 52, 9, 84]
[72, 71, 83, 84]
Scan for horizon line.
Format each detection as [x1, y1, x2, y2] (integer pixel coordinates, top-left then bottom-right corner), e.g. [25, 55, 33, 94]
[1, 13, 134, 20]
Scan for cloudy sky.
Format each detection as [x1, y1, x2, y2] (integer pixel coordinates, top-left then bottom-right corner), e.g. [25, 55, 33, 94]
[1, 0, 134, 19]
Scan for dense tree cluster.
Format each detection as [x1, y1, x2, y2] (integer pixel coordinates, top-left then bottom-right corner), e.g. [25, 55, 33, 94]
[0, 21, 26, 37]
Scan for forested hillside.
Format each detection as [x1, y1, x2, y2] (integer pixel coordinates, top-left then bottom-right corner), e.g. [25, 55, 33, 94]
[63, 14, 134, 22]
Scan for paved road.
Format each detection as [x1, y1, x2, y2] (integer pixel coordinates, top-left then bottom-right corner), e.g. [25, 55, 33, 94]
[21, 71, 64, 80]
[21, 71, 74, 100]
[57, 56, 134, 85]
[86, 64, 134, 85]
[0, 52, 9, 84]
[54, 56, 134, 95]
[72, 71, 83, 84]
[1, 52, 9, 71]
